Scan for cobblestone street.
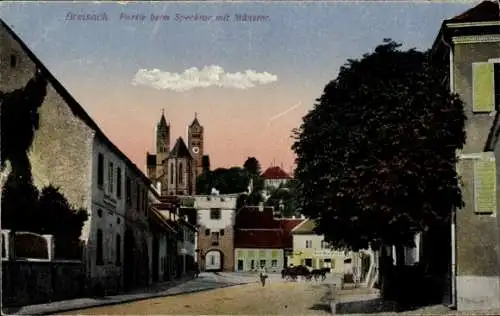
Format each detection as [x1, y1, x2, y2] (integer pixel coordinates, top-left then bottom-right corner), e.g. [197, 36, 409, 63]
[58, 281, 334, 315]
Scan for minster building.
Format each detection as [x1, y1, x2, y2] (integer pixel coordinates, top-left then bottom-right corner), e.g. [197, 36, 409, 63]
[146, 112, 204, 196]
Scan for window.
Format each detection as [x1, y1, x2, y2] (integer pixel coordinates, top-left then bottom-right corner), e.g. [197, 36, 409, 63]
[126, 177, 132, 205]
[205, 229, 210, 236]
[304, 258, 313, 267]
[96, 229, 103, 265]
[211, 232, 220, 240]
[271, 259, 278, 268]
[306, 240, 312, 248]
[136, 183, 141, 211]
[178, 163, 183, 184]
[321, 240, 329, 249]
[170, 163, 174, 185]
[115, 234, 121, 266]
[210, 208, 221, 220]
[108, 162, 114, 194]
[472, 62, 495, 112]
[10, 54, 17, 68]
[259, 259, 266, 268]
[220, 229, 224, 236]
[116, 167, 122, 199]
[251, 260, 255, 270]
[97, 153, 104, 188]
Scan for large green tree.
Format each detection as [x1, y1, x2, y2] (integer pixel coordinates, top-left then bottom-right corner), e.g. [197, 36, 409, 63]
[292, 40, 466, 251]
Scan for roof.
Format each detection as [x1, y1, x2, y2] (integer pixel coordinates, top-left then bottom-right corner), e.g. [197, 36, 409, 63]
[149, 207, 176, 233]
[168, 137, 192, 159]
[261, 166, 292, 180]
[158, 111, 168, 127]
[189, 113, 201, 128]
[235, 206, 280, 229]
[280, 218, 304, 232]
[234, 210, 303, 249]
[431, 1, 500, 52]
[447, 1, 499, 24]
[147, 153, 156, 166]
[235, 230, 288, 249]
[292, 219, 317, 234]
[0, 19, 151, 186]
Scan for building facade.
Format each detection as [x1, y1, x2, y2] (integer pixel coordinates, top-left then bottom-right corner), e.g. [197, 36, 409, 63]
[290, 219, 350, 274]
[432, 1, 500, 310]
[0, 19, 153, 295]
[234, 206, 302, 273]
[146, 113, 203, 196]
[194, 193, 239, 272]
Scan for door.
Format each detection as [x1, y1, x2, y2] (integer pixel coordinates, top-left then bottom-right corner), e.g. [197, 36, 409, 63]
[152, 236, 159, 282]
[205, 250, 222, 271]
[123, 230, 135, 289]
[237, 260, 244, 271]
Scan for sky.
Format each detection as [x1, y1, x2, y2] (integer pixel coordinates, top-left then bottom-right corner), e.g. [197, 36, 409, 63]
[0, 1, 478, 174]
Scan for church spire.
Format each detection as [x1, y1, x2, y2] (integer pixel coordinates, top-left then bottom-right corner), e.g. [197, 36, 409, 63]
[190, 112, 201, 127]
[158, 109, 168, 127]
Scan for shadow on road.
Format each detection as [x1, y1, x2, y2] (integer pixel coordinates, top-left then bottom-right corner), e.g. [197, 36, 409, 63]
[335, 298, 444, 314]
[309, 303, 332, 313]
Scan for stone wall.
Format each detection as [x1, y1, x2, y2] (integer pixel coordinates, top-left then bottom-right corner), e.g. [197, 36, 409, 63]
[2, 260, 84, 307]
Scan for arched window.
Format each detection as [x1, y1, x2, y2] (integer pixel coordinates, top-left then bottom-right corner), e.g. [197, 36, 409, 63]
[178, 162, 183, 184]
[170, 163, 174, 185]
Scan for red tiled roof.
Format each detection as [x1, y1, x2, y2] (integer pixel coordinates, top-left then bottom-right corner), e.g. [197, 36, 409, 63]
[234, 215, 303, 249]
[447, 1, 499, 23]
[280, 219, 304, 232]
[235, 206, 280, 229]
[235, 230, 287, 248]
[261, 166, 292, 180]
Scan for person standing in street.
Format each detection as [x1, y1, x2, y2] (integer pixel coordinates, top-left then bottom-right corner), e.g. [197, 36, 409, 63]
[259, 265, 268, 287]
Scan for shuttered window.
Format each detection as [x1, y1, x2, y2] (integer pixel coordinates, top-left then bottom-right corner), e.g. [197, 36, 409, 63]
[472, 62, 495, 112]
[473, 152, 496, 215]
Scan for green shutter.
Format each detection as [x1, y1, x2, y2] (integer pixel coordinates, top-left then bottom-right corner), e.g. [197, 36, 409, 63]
[474, 152, 497, 214]
[472, 62, 495, 112]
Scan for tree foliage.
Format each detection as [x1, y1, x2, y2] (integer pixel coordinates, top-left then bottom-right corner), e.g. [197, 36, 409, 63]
[264, 180, 301, 218]
[292, 40, 466, 251]
[195, 157, 265, 206]
[202, 155, 210, 173]
[1, 70, 88, 242]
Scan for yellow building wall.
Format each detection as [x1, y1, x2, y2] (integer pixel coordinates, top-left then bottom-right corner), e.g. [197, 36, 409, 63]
[290, 234, 346, 273]
[234, 248, 284, 273]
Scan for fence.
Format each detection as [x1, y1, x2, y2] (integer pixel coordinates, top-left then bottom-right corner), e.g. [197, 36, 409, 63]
[1, 229, 85, 307]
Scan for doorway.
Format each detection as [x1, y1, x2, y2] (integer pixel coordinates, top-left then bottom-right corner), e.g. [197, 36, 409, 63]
[152, 235, 159, 282]
[237, 259, 244, 271]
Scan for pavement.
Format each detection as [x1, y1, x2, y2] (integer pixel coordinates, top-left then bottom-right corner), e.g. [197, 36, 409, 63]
[2, 272, 253, 316]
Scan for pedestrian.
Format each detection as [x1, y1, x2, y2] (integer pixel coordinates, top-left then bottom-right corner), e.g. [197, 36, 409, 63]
[259, 265, 268, 287]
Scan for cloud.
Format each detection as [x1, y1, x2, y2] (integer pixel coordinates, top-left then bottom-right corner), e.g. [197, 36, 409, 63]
[132, 65, 278, 92]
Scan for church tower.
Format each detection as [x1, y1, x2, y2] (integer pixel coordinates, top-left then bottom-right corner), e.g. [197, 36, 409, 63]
[156, 110, 170, 175]
[188, 112, 204, 180]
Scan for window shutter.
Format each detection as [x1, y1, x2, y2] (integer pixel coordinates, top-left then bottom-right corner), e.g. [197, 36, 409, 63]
[473, 152, 496, 215]
[472, 62, 495, 112]
[319, 258, 324, 268]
